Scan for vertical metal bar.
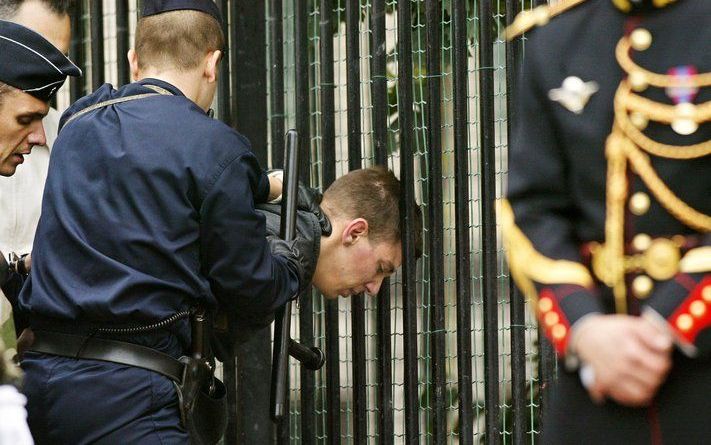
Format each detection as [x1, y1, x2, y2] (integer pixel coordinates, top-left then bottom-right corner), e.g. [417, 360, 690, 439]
[295, 1, 315, 442]
[345, 0, 362, 169]
[370, 0, 393, 443]
[229, 3, 271, 444]
[509, 284, 527, 442]
[345, 1, 367, 443]
[396, 0, 419, 442]
[69, 1, 85, 102]
[505, 1, 527, 442]
[233, 328, 275, 444]
[370, 0, 388, 168]
[115, 0, 129, 86]
[224, 355, 238, 444]
[232, 1, 268, 166]
[295, 0, 310, 184]
[538, 333, 556, 433]
[299, 291, 316, 444]
[89, 0, 104, 91]
[424, 0, 445, 442]
[216, 0, 231, 124]
[268, 0, 285, 168]
[319, 3, 340, 443]
[452, 0, 473, 443]
[478, 0, 501, 442]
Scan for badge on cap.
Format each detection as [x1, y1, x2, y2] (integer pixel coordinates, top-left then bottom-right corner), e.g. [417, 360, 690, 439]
[0, 20, 81, 102]
[548, 76, 599, 114]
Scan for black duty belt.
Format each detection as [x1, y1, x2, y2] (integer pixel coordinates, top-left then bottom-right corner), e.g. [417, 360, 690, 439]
[28, 330, 185, 383]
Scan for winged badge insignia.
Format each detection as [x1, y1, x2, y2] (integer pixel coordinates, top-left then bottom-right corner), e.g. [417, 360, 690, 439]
[548, 76, 599, 114]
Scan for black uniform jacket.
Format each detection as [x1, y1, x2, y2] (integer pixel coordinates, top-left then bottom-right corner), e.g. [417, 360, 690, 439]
[504, 0, 710, 358]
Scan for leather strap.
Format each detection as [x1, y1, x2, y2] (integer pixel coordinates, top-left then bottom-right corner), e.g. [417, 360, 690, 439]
[28, 330, 185, 383]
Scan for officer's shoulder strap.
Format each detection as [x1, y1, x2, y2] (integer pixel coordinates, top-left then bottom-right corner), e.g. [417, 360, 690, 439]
[62, 84, 173, 128]
[504, 0, 589, 41]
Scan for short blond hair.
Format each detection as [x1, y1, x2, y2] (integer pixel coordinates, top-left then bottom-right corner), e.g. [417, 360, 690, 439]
[134, 9, 224, 71]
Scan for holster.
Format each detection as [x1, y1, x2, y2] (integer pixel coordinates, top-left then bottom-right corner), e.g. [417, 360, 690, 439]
[175, 308, 228, 445]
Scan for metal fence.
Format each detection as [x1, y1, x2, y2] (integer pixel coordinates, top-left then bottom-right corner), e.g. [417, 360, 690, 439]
[53, 0, 555, 443]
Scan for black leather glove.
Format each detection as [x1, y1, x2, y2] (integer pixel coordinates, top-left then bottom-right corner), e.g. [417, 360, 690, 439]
[268, 235, 318, 298]
[296, 185, 332, 236]
[268, 170, 331, 236]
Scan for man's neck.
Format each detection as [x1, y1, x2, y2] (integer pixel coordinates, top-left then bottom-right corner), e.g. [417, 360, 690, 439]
[137, 70, 205, 110]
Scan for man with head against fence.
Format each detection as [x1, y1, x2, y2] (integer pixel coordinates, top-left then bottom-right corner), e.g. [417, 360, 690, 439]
[218, 166, 423, 340]
[16, 0, 318, 443]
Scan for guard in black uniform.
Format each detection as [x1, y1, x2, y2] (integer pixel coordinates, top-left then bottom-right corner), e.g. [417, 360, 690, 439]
[17, 1, 316, 443]
[503, 0, 710, 443]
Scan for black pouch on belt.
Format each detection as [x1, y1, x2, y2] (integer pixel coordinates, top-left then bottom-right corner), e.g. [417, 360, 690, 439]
[175, 308, 228, 445]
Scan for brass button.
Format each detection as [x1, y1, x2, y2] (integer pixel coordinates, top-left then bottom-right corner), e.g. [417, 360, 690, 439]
[629, 192, 651, 215]
[544, 312, 560, 327]
[552, 324, 567, 340]
[703, 286, 711, 303]
[629, 71, 648, 92]
[630, 112, 649, 130]
[644, 238, 681, 281]
[538, 297, 553, 313]
[632, 275, 654, 299]
[630, 28, 652, 51]
[689, 301, 706, 318]
[632, 234, 652, 252]
[676, 314, 693, 332]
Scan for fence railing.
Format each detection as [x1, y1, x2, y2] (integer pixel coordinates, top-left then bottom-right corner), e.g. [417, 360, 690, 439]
[54, 1, 552, 443]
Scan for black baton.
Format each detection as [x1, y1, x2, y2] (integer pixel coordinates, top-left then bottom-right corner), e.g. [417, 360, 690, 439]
[270, 130, 325, 422]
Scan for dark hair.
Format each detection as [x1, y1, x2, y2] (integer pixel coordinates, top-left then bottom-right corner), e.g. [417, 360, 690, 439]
[323, 166, 423, 258]
[135, 9, 224, 72]
[0, 0, 74, 19]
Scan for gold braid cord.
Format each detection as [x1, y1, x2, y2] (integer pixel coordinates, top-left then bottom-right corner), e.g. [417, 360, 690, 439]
[616, 37, 711, 88]
[504, 0, 588, 40]
[499, 200, 594, 310]
[602, 35, 711, 313]
[624, 144, 711, 232]
[603, 132, 631, 314]
[615, 83, 711, 159]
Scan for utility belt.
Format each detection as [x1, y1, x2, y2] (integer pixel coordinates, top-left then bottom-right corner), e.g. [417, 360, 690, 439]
[583, 234, 711, 298]
[27, 309, 227, 445]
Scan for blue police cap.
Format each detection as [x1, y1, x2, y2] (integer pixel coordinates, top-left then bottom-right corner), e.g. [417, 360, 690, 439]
[0, 20, 81, 102]
[142, 0, 222, 24]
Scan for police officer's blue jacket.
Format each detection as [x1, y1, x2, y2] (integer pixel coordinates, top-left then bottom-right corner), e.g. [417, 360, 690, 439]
[18, 79, 300, 352]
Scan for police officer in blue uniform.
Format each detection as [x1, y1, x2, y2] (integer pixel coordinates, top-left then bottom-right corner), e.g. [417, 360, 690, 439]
[17, 1, 317, 443]
[503, 0, 710, 443]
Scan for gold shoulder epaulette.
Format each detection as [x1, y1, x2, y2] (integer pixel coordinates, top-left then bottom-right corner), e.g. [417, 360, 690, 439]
[504, 0, 588, 41]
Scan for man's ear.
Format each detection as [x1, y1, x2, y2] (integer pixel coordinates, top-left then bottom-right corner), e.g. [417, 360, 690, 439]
[204, 50, 222, 83]
[128, 49, 140, 81]
[341, 218, 369, 246]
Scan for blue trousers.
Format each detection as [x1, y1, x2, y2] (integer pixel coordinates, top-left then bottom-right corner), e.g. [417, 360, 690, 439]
[22, 352, 189, 445]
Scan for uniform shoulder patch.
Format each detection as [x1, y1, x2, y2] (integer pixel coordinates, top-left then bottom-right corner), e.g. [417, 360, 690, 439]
[504, 0, 588, 40]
